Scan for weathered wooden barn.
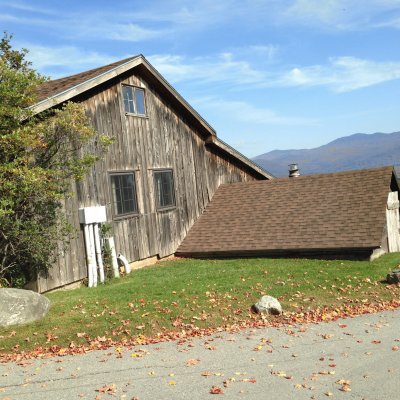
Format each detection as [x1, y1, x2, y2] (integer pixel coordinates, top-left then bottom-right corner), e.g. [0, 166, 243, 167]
[32, 55, 273, 292]
[177, 167, 400, 260]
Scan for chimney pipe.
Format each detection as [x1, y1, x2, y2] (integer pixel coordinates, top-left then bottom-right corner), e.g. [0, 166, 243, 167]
[288, 163, 300, 178]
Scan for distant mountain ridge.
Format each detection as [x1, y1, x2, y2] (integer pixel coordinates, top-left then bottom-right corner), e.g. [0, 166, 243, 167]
[252, 131, 400, 177]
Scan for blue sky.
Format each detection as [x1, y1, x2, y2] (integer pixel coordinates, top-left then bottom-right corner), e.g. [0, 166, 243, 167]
[1, 0, 400, 157]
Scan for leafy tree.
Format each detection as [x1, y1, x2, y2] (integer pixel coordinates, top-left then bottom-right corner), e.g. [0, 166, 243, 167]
[0, 33, 111, 287]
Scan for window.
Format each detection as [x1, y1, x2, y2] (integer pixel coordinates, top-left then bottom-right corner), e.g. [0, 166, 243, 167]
[154, 170, 175, 209]
[110, 173, 138, 217]
[122, 85, 146, 115]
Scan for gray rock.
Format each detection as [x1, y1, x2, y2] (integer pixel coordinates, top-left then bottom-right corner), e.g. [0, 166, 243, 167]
[253, 295, 282, 315]
[387, 269, 400, 284]
[0, 288, 50, 327]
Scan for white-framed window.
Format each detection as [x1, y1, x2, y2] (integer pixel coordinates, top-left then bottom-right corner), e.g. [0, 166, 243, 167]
[154, 169, 175, 209]
[110, 172, 138, 217]
[122, 85, 146, 115]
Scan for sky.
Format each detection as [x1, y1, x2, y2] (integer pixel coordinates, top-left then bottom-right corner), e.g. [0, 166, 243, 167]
[1, 0, 400, 157]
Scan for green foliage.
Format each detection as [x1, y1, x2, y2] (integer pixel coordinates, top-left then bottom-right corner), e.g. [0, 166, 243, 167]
[100, 223, 114, 280]
[0, 33, 111, 286]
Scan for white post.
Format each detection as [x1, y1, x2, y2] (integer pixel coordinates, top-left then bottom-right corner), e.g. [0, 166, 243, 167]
[106, 237, 120, 278]
[88, 224, 98, 287]
[93, 223, 105, 284]
[83, 224, 94, 288]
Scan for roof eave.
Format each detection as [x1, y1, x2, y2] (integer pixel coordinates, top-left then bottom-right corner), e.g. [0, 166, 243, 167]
[176, 246, 378, 260]
[205, 136, 274, 180]
[30, 56, 143, 115]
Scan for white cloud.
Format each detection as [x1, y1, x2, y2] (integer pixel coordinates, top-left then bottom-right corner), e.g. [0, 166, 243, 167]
[94, 23, 164, 42]
[192, 97, 317, 126]
[279, 56, 400, 92]
[148, 53, 265, 86]
[279, 0, 400, 30]
[21, 44, 119, 78]
[0, 0, 56, 14]
[149, 52, 400, 93]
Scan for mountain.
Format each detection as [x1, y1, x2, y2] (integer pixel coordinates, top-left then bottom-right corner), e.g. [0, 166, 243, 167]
[252, 131, 400, 177]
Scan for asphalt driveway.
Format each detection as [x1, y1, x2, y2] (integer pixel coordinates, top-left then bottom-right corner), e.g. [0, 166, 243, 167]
[1, 309, 399, 400]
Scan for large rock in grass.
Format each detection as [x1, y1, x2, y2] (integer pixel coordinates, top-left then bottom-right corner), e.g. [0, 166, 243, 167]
[0, 288, 50, 327]
[387, 269, 400, 284]
[252, 295, 282, 315]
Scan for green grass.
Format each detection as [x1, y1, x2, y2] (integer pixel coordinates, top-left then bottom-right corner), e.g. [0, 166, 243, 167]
[1, 254, 399, 353]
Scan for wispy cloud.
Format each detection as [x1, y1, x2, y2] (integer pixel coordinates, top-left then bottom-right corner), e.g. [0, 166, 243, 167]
[192, 97, 317, 126]
[20, 44, 119, 78]
[0, 0, 56, 15]
[150, 52, 400, 93]
[148, 53, 266, 85]
[0, 12, 53, 26]
[279, 57, 400, 92]
[84, 23, 165, 42]
[281, 0, 400, 30]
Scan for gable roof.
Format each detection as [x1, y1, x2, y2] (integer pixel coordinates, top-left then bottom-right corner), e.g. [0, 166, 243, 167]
[176, 166, 398, 258]
[33, 55, 272, 180]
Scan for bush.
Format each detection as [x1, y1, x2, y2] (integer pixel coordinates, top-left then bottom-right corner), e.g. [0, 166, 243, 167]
[0, 33, 111, 286]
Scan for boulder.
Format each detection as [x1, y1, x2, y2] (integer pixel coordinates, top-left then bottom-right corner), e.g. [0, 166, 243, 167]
[252, 295, 282, 315]
[387, 269, 400, 284]
[0, 288, 50, 327]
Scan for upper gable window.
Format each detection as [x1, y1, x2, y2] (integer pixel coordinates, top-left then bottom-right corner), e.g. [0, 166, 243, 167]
[122, 85, 146, 116]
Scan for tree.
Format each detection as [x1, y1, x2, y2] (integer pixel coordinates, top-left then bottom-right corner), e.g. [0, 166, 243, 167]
[0, 33, 111, 287]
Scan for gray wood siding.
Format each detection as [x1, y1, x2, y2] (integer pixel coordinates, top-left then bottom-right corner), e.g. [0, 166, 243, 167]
[38, 71, 262, 292]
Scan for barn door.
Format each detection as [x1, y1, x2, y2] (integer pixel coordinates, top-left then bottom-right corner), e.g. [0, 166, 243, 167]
[386, 191, 400, 252]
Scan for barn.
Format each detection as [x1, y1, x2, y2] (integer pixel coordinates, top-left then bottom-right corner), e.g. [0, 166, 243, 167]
[32, 55, 273, 292]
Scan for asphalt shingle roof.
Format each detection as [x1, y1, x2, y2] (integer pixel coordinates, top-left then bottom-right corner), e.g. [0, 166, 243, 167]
[36, 57, 137, 102]
[176, 166, 397, 258]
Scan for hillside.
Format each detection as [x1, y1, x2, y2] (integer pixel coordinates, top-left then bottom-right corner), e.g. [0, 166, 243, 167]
[252, 131, 400, 177]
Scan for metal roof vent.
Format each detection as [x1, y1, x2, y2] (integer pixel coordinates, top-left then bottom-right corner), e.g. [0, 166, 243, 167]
[288, 163, 300, 178]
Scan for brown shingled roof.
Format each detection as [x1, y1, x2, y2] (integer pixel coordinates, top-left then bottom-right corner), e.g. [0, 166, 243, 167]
[176, 166, 397, 259]
[36, 56, 138, 102]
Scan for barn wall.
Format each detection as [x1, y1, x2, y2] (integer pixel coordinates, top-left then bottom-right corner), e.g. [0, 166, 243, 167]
[38, 71, 263, 292]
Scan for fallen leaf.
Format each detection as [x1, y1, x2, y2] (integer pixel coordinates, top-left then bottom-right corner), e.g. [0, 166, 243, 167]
[95, 384, 116, 393]
[242, 378, 257, 383]
[294, 383, 302, 389]
[336, 379, 351, 385]
[210, 386, 224, 394]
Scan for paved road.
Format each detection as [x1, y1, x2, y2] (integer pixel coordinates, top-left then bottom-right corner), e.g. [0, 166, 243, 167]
[1, 309, 399, 400]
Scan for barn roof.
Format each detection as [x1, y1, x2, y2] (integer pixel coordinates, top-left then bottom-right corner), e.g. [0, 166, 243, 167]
[176, 166, 398, 258]
[33, 55, 272, 180]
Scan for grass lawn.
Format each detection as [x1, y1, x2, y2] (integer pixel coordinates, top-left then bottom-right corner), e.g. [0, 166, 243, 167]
[1, 254, 399, 355]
